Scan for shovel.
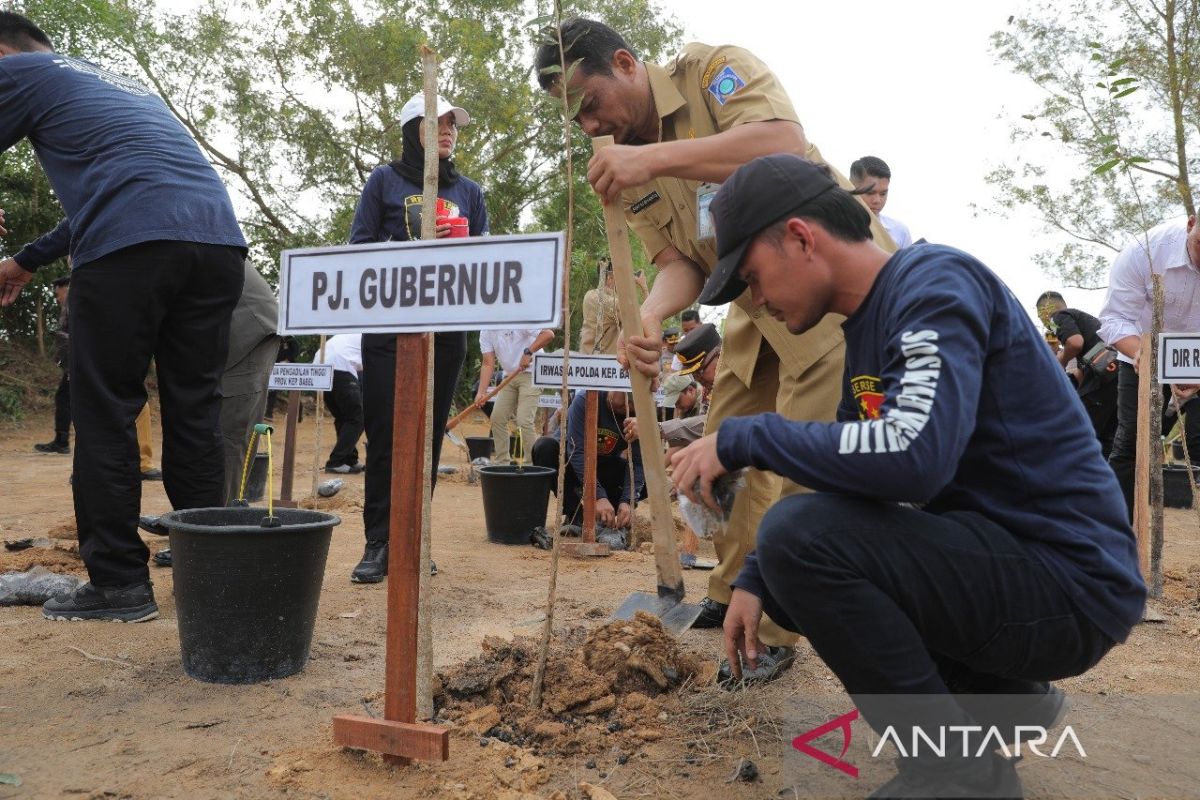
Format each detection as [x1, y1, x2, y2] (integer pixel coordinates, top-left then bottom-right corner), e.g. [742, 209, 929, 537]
[592, 135, 702, 636]
[443, 369, 523, 449]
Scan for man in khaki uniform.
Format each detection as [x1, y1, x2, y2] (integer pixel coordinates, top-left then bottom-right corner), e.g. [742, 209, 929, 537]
[537, 18, 897, 682]
[579, 258, 621, 355]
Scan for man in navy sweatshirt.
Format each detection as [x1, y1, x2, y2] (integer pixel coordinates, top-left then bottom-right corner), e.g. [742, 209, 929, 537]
[671, 154, 1145, 797]
[0, 13, 246, 623]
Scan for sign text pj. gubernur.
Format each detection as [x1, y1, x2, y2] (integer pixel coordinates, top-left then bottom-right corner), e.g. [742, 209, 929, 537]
[277, 233, 564, 335]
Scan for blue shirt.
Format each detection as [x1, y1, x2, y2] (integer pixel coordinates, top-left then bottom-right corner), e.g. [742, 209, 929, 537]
[0, 53, 246, 269]
[561, 391, 645, 505]
[349, 164, 488, 244]
[720, 244, 1146, 644]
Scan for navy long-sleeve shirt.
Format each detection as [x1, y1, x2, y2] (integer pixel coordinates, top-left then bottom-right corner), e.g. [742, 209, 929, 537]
[0, 53, 245, 269]
[721, 244, 1146, 644]
[563, 391, 645, 505]
[348, 164, 487, 244]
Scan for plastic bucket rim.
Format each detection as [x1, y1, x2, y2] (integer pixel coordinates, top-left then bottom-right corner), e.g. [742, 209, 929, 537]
[476, 465, 555, 477]
[160, 506, 341, 536]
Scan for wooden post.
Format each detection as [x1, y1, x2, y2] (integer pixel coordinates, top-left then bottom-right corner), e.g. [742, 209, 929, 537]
[1134, 335, 1152, 578]
[311, 335, 327, 498]
[330, 44, 447, 765]
[331, 334, 448, 765]
[561, 390, 610, 558]
[277, 390, 301, 508]
[582, 391, 599, 542]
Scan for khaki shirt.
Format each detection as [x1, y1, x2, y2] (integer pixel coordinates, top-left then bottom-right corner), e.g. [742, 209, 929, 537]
[579, 287, 620, 355]
[621, 42, 896, 387]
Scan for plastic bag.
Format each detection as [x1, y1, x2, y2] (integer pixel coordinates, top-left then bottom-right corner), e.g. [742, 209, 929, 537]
[0, 566, 82, 606]
[679, 468, 747, 539]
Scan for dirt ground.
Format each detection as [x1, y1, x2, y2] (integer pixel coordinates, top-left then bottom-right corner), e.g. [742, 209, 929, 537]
[2, 406, 1199, 800]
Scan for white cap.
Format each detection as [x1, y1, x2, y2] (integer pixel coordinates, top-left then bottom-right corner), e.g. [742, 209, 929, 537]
[399, 92, 471, 128]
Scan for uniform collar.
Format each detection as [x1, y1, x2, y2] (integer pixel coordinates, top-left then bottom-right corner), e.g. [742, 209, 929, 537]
[645, 61, 686, 141]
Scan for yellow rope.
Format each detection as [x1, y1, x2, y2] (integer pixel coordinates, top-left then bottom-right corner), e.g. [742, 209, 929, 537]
[236, 430, 259, 503]
[266, 429, 274, 518]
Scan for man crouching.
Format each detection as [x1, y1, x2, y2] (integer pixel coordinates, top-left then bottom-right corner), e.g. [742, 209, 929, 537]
[670, 154, 1145, 798]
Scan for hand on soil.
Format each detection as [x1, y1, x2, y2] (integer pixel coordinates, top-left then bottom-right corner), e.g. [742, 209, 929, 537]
[723, 589, 765, 680]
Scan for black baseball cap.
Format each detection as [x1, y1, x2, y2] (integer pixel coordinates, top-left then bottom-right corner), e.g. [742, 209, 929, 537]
[698, 154, 840, 306]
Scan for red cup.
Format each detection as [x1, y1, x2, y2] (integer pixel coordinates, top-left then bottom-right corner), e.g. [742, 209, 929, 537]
[447, 217, 469, 238]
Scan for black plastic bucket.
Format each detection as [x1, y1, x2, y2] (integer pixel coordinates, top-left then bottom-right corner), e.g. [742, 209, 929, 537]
[161, 506, 340, 684]
[466, 436, 494, 461]
[478, 465, 554, 545]
[242, 452, 270, 502]
[1163, 465, 1198, 509]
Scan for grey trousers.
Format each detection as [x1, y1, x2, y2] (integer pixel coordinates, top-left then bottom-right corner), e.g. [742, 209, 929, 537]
[221, 335, 280, 504]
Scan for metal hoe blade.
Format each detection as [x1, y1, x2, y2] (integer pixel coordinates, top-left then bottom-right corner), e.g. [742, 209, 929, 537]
[612, 591, 703, 637]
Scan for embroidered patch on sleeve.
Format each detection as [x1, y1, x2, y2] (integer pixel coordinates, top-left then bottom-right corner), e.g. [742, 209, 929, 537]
[700, 56, 727, 90]
[706, 65, 746, 106]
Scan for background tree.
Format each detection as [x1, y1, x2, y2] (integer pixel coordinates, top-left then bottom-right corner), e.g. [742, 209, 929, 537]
[1, 0, 680, 401]
[987, 0, 1198, 288]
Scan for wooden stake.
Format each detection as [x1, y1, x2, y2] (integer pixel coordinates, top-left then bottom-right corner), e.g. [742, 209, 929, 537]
[582, 390, 599, 542]
[330, 44, 446, 766]
[561, 391, 611, 559]
[311, 334, 327, 498]
[1134, 335, 1151, 579]
[277, 389, 301, 509]
[415, 42, 440, 724]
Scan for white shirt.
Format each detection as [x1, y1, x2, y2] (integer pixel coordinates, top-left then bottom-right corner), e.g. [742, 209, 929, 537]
[1099, 217, 1200, 364]
[480, 328, 543, 374]
[313, 334, 362, 375]
[881, 213, 913, 249]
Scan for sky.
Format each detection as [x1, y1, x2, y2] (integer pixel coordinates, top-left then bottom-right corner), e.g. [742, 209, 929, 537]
[658, 0, 1111, 319]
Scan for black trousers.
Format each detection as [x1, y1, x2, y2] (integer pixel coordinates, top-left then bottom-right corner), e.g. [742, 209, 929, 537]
[530, 436, 645, 525]
[1109, 362, 1200, 520]
[53, 370, 71, 440]
[753, 494, 1115, 737]
[69, 240, 244, 587]
[323, 370, 364, 468]
[361, 331, 466, 545]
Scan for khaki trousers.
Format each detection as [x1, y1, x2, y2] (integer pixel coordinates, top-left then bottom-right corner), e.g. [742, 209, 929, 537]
[135, 404, 154, 473]
[703, 332, 845, 646]
[491, 371, 539, 464]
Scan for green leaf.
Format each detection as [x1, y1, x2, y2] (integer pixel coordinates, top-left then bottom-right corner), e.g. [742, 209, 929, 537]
[1110, 77, 1137, 86]
[1109, 57, 1128, 70]
[1113, 86, 1139, 98]
[1087, 40, 1103, 49]
[525, 14, 554, 28]
[1021, 113, 1037, 120]
[1126, 156, 1151, 164]
[539, 64, 562, 75]
[1094, 159, 1122, 174]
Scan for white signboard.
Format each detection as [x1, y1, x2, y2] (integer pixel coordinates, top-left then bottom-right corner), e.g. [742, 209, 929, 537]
[1158, 333, 1200, 384]
[277, 233, 564, 335]
[269, 363, 334, 391]
[532, 352, 631, 391]
[538, 393, 563, 409]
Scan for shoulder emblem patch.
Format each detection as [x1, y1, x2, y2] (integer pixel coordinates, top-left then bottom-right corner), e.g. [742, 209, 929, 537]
[706, 65, 746, 106]
[630, 191, 662, 215]
[700, 55, 727, 90]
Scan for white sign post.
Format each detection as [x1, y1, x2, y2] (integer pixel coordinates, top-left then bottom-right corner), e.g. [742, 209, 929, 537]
[532, 352, 631, 391]
[268, 363, 335, 391]
[1158, 333, 1200, 385]
[278, 233, 564, 335]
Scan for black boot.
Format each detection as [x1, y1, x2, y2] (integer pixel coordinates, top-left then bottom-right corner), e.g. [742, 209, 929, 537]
[34, 437, 70, 454]
[351, 541, 388, 583]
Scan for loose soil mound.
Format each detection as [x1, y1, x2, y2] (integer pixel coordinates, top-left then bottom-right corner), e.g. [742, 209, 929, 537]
[437, 612, 713, 757]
